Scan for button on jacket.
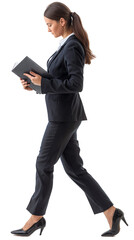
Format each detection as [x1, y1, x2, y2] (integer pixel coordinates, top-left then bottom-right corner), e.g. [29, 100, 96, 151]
[41, 34, 87, 122]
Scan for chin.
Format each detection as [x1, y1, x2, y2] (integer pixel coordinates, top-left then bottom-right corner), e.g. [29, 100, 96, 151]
[53, 33, 61, 38]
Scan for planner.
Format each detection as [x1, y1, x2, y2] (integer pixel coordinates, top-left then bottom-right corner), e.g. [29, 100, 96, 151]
[12, 56, 52, 94]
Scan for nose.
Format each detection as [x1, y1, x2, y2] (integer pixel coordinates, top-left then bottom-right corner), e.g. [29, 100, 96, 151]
[48, 27, 51, 32]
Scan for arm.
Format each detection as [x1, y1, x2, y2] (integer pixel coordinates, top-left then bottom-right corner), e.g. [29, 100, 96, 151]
[41, 42, 85, 94]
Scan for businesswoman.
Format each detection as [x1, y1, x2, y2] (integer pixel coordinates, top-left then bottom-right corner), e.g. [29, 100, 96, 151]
[11, 2, 128, 237]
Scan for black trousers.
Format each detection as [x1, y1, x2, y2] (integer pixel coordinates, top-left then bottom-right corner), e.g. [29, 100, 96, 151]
[26, 121, 113, 215]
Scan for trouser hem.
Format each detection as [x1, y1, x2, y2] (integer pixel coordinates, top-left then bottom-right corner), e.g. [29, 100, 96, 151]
[93, 203, 114, 214]
[26, 206, 45, 216]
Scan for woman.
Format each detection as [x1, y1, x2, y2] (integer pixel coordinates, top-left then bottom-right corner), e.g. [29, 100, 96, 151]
[11, 2, 128, 237]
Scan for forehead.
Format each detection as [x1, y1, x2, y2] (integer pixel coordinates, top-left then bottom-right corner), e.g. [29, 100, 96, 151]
[44, 16, 55, 24]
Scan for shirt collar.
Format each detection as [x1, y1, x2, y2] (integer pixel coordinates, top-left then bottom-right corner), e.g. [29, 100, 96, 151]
[57, 33, 75, 50]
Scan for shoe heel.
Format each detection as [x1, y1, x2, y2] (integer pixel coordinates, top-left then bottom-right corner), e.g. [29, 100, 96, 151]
[122, 216, 128, 226]
[40, 227, 45, 235]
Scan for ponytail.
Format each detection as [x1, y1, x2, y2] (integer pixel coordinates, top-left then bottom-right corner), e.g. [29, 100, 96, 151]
[44, 2, 96, 64]
[71, 12, 96, 64]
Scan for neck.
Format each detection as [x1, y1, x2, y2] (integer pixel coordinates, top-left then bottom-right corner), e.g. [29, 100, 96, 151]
[62, 28, 74, 39]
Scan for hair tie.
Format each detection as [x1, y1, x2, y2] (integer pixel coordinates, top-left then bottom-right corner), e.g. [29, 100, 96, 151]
[70, 12, 74, 25]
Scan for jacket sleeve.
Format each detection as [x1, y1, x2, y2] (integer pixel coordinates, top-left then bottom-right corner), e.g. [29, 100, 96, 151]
[41, 42, 85, 94]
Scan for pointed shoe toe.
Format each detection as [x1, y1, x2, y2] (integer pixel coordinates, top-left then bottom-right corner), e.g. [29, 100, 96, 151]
[11, 229, 24, 235]
[101, 229, 117, 237]
[11, 228, 29, 236]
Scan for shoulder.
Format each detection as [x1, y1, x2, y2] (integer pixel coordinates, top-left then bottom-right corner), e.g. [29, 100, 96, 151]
[64, 35, 85, 56]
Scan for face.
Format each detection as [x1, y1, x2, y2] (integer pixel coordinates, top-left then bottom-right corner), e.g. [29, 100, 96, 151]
[44, 16, 66, 38]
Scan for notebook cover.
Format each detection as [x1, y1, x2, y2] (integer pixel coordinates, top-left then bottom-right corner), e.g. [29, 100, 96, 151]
[12, 56, 52, 94]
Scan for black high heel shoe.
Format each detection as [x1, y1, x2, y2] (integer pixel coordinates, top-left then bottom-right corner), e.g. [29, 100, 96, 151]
[101, 208, 128, 237]
[11, 217, 46, 236]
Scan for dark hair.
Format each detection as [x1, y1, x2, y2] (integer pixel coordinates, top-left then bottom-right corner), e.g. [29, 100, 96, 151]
[44, 2, 96, 64]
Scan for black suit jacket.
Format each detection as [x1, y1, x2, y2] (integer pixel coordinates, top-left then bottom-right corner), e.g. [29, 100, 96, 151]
[41, 34, 87, 122]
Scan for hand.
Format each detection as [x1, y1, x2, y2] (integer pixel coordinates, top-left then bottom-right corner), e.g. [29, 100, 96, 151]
[20, 78, 33, 91]
[23, 71, 42, 86]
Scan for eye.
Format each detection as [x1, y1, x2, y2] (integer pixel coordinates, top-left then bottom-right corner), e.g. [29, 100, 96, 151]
[48, 24, 52, 27]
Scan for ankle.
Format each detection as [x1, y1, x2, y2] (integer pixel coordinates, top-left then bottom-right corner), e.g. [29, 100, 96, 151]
[104, 206, 116, 218]
[104, 206, 116, 229]
[31, 215, 43, 222]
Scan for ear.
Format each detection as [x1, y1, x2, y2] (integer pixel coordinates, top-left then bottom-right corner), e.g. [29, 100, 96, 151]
[59, 18, 66, 27]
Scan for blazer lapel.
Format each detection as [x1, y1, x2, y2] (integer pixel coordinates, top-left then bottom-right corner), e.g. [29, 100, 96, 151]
[47, 47, 63, 70]
[47, 35, 77, 71]
[47, 51, 57, 69]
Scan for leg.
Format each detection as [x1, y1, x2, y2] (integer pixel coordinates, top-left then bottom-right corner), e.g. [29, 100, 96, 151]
[60, 131, 114, 214]
[23, 121, 81, 230]
[26, 121, 81, 216]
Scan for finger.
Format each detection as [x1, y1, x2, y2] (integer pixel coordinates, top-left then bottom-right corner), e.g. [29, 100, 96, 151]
[20, 78, 26, 82]
[23, 73, 32, 80]
[23, 82, 28, 86]
[30, 71, 37, 76]
[23, 83, 30, 88]
[21, 80, 27, 84]
[21, 79, 26, 82]
[21, 80, 28, 85]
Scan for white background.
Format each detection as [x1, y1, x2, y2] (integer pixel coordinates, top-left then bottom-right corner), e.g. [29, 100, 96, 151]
[0, 0, 134, 239]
